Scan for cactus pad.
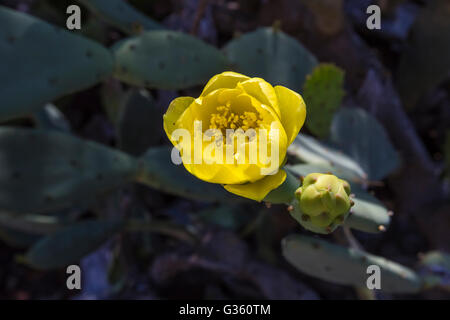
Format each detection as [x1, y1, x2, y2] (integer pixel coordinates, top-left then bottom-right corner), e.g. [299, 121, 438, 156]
[223, 27, 318, 92]
[24, 220, 123, 270]
[0, 128, 139, 214]
[288, 133, 367, 182]
[78, 0, 163, 35]
[302, 64, 345, 138]
[331, 108, 399, 181]
[0, 6, 114, 120]
[112, 30, 228, 89]
[282, 234, 423, 293]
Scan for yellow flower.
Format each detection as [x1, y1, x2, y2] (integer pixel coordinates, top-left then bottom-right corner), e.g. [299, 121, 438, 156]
[163, 71, 306, 201]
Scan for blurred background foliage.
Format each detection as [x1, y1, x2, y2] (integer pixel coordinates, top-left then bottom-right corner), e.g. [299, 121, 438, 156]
[0, 0, 449, 300]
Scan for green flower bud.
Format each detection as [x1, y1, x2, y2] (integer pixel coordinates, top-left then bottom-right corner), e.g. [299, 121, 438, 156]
[292, 173, 352, 233]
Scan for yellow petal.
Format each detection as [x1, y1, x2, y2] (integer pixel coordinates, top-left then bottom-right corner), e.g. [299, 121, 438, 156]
[176, 91, 288, 185]
[200, 71, 250, 97]
[238, 78, 281, 119]
[224, 169, 287, 201]
[172, 90, 280, 185]
[185, 161, 261, 185]
[163, 96, 195, 137]
[274, 85, 307, 145]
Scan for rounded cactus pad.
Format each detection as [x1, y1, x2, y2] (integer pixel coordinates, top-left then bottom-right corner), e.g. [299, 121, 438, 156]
[302, 64, 345, 139]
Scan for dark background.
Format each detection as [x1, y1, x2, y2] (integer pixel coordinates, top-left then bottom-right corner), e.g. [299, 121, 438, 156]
[0, 0, 449, 300]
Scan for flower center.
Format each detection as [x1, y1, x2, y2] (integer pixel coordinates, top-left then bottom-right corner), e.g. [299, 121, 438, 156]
[209, 102, 262, 132]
